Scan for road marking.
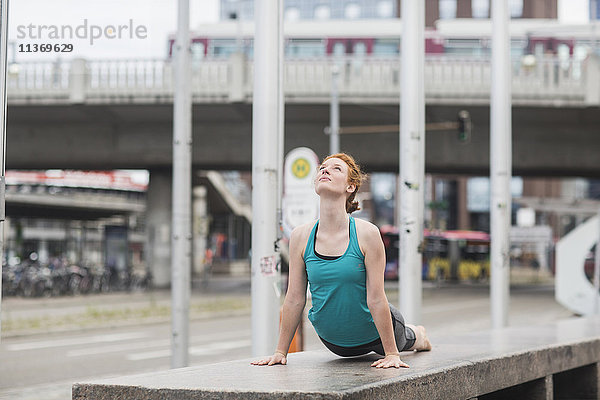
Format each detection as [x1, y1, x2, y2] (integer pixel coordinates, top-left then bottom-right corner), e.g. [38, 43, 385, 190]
[67, 339, 170, 358]
[423, 299, 488, 314]
[126, 339, 251, 361]
[6, 332, 149, 352]
[67, 330, 252, 358]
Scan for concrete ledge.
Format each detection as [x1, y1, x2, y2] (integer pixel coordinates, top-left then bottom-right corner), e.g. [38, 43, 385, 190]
[73, 316, 600, 400]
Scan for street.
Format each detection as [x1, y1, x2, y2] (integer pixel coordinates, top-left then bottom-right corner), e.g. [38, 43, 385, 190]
[0, 282, 574, 400]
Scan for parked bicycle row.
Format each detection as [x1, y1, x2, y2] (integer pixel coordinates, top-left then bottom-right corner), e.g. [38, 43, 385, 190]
[2, 260, 152, 298]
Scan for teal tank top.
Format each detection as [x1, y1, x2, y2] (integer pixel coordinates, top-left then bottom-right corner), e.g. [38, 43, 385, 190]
[304, 216, 380, 347]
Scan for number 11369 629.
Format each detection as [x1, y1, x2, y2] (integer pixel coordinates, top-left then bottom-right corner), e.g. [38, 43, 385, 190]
[19, 43, 73, 53]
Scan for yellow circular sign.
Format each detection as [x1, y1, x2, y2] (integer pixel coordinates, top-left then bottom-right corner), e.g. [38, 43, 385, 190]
[291, 158, 311, 179]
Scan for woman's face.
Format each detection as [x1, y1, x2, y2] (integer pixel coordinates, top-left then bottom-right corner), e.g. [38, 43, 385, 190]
[315, 157, 355, 196]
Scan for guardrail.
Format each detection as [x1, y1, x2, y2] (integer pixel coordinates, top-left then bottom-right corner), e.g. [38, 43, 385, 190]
[7, 55, 600, 106]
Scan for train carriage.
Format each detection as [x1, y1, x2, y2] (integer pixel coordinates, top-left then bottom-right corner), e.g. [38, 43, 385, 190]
[168, 18, 599, 61]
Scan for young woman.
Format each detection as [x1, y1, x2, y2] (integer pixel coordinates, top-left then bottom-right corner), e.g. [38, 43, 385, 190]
[252, 153, 431, 369]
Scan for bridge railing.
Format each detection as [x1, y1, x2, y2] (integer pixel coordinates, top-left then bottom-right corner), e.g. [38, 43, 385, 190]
[7, 60, 71, 96]
[87, 59, 171, 96]
[6, 55, 599, 106]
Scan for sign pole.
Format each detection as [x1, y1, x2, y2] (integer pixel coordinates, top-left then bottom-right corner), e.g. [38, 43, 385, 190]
[0, 0, 10, 339]
[171, 0, 192, 368]
[251, 0, 283, 356]
[490, 0, 512, 329]
[399, 0, 425, 324]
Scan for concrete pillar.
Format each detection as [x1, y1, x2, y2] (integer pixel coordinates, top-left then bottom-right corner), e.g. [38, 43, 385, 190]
[69, 58, 88, 104]
[192, 186, 209, 279]
[38, 239, 49, 265]
[229, 52, 246, 102]
[65, 221, 77, 263]
[536, 241, 549, 272]
[457, 176, 470, 230]
[585, 55, 600, 106]
[146, 169, 172, 288]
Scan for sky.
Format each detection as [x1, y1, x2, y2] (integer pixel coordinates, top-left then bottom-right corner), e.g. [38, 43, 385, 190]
[6, 0, 591, 62]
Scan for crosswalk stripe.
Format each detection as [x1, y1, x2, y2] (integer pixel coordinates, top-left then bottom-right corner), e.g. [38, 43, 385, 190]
[126, 339, 251, 361]
[66, 330, 252, 358]
[424, 299, 488, 314]
[6, 332, 150, 351]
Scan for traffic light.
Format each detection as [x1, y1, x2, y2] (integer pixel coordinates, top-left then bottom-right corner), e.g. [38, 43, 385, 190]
[457, 110, 472, 143]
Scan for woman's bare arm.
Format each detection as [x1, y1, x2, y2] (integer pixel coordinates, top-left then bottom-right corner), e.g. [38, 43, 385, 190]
[359, 220, 409, 369]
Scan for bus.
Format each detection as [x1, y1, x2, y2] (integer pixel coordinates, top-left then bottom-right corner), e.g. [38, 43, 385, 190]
[380, 226, 490, 281]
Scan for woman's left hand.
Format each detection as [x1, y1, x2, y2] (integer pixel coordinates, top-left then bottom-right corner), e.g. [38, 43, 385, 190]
[371, 354, 409, 369]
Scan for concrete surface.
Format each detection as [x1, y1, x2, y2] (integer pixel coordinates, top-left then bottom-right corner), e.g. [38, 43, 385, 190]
[72, 316, 600, 400]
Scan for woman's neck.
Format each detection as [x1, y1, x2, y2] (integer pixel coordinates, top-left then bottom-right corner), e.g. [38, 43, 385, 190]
[318, 197, 349, 232]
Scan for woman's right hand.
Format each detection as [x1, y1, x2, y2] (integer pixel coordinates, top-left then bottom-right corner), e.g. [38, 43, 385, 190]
[251, 352, 287, 366]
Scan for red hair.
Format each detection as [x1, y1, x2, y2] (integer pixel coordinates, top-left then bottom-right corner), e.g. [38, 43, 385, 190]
[321, 153, 366, 214]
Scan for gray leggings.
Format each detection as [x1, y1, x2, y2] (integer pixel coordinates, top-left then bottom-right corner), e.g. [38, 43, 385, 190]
[319, 303, 416, 357]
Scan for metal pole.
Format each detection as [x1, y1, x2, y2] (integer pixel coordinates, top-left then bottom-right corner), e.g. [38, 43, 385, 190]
[594, 209, 600, 314]
[490, 0, 511, 329]
[171, 0, 192, 368]
[329, 65, 340, 154]
[0, 0, 10, 339]
[276, 0, 284, 243]
[251, 0, 282, 356]
[399, 0, 424, 324]
[417, 0, 426, 261]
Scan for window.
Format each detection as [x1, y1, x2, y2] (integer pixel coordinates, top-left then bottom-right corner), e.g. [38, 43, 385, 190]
[333, 42, 346, 57]
[286, 39, 325, 58]
[314, 4, 331, 19]
[353, 42, 367, 56]
[285, 7, 300, 21]
[471, 0, 489, 18]
[509, 0, 523, 18]
[191, 42, 205, 62]
[373, 39, 400, 55]
[439, 0, 457, 20]
[210, 39, 237, 58]
[467, 177, 523, 213]
[377, 1, 394, 18]
[345, 3, 361, 19]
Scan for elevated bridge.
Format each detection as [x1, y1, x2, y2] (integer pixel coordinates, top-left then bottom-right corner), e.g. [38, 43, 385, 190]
[6, 55, 600, 176]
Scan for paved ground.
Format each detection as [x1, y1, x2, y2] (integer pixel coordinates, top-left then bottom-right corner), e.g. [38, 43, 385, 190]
[0, 275, 574, 400]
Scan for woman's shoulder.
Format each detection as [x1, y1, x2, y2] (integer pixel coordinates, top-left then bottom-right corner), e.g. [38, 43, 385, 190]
[290, 220, 318, 258]
[353, 217, 383, 250]
[353, 217, 381, 236]
[290, 220, 318, 244]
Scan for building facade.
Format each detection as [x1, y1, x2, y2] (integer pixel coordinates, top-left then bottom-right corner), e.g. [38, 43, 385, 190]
[591, 0, 600, 19]
[221, 0, 398, 21]
[221, 0, 557, 25]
